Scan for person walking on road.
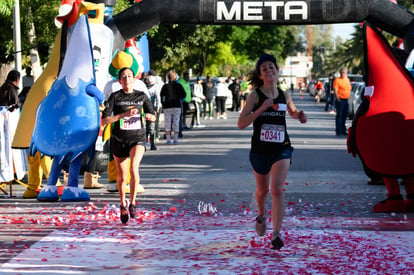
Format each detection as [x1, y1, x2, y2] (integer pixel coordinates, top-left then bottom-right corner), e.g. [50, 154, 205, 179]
[102, 67, 156, 224]
[278, 78, 288, 93]
[202, 76, 215, 120]
[215, 77, 229, 119]
[324, 74, 335, 113]
[0, 70, 21, 111]
[179, 72, 192, 131]
[333, 68, 352, 136]
[314, 79, 324, 103]
[239, 74, 250, 111]
[143, 75, 161, 150]
[229, 77, 241, 112]
[191, 77, 205, 128]
[160, 70, 186, 144]
[238, 53, 307, 250]
[299, 81, 305, 99]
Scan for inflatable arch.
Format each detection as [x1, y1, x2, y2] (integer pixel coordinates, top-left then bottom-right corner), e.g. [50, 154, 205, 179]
[106, 0, 414, 51]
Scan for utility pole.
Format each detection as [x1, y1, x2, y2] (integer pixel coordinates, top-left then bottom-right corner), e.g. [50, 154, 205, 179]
[306, 25, 313, 59]
[13, 0, 22, 80]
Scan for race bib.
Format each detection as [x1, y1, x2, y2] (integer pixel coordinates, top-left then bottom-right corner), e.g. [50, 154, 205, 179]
[120, 115, 141, 130]
[260, 124, 285, 143]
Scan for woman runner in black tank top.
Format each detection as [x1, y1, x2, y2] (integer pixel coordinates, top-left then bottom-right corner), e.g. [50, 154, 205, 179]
[251, 87, 292, 155]
[237, 54, 307, 250]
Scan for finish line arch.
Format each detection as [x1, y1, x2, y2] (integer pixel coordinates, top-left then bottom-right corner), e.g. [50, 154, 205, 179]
[106, 0, 414, 52]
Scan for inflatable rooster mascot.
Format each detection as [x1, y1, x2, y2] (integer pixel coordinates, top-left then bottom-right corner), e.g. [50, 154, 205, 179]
[347, 22, 414, 213]
[30, 14, 104, 202]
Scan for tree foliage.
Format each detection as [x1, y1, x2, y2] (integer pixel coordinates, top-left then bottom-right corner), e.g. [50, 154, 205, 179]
[309, 24, 336, 77]
[0, 0, 14, 16]
[0, 0, 61, 66]
[148, 24, 300, 78]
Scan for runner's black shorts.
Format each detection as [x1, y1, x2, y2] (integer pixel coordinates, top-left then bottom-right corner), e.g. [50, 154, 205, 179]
[249, 146, 294, 175]
[110, 137, 145, 158]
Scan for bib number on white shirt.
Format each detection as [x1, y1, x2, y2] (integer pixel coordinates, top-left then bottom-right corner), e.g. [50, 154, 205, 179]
[260, 124, 285, 143]
[120, 115, 141, 130]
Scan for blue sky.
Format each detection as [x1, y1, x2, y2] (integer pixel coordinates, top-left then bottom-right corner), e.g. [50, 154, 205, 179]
[332, 23, 357, 40]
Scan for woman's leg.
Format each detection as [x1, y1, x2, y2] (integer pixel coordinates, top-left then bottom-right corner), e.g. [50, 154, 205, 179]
[253, 169, 270, 236]
[253, 170, 270, 217]
[164, 108, 172, 142]
[172, 108, 181, 141]
[128, 145, 145, 205]
[191, 102, 196, 126]
[114, 155, 129, 207]
[220, 98, 227, 118]
[195, 101, 201, 125]
[240, 98, 245, 111]
[269, 158, 290, 233]
[208, 100, 214, 118]
[216, 97, 221, 118]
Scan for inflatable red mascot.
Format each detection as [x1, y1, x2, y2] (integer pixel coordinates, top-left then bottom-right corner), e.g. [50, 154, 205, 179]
[347, 22, 414, 213]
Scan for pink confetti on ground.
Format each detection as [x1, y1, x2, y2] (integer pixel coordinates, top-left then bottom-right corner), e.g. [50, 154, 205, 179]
[0, 203, 413, 274]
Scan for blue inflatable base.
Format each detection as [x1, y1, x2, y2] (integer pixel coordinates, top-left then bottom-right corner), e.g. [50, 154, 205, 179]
[61, 186, 90, 202]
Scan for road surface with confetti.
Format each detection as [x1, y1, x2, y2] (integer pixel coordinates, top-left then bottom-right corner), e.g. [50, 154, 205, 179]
[1, 93, 413, 274]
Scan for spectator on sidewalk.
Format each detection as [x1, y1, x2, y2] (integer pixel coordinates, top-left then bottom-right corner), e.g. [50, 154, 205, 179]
[314, 79, 324, 103]
[19, 67, 34, 108]
[161, 70, 186, 145]
[324, 74, 335, 113]
[202, 76, 215, 120]
[144, 75, 161, 150]
[0, 70, 21, 111]
[215, 77, 229, 119]
[148, 69, 164, 143]
[240, 74, 251, 111]
[299, 81, 305, 98]
[191, 77, 205, 128]
[229, 77, 241, 112]
[333, 68, 352, 136]
[179, 72, 192, 132]
[278, 79, 288, 92]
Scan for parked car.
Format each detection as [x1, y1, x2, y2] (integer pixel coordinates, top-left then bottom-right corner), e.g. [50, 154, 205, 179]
[318, 77, 329, 102]
[307, 80, 316, 96]
[348, 74, 363, 83]
[348, 81, 365, 119]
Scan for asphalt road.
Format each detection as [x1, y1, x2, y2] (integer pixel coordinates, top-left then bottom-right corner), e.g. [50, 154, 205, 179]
[1, 91, 413, 274]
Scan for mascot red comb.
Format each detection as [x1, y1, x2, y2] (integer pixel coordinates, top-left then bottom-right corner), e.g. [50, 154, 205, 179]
[347, 22, 414, 213]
